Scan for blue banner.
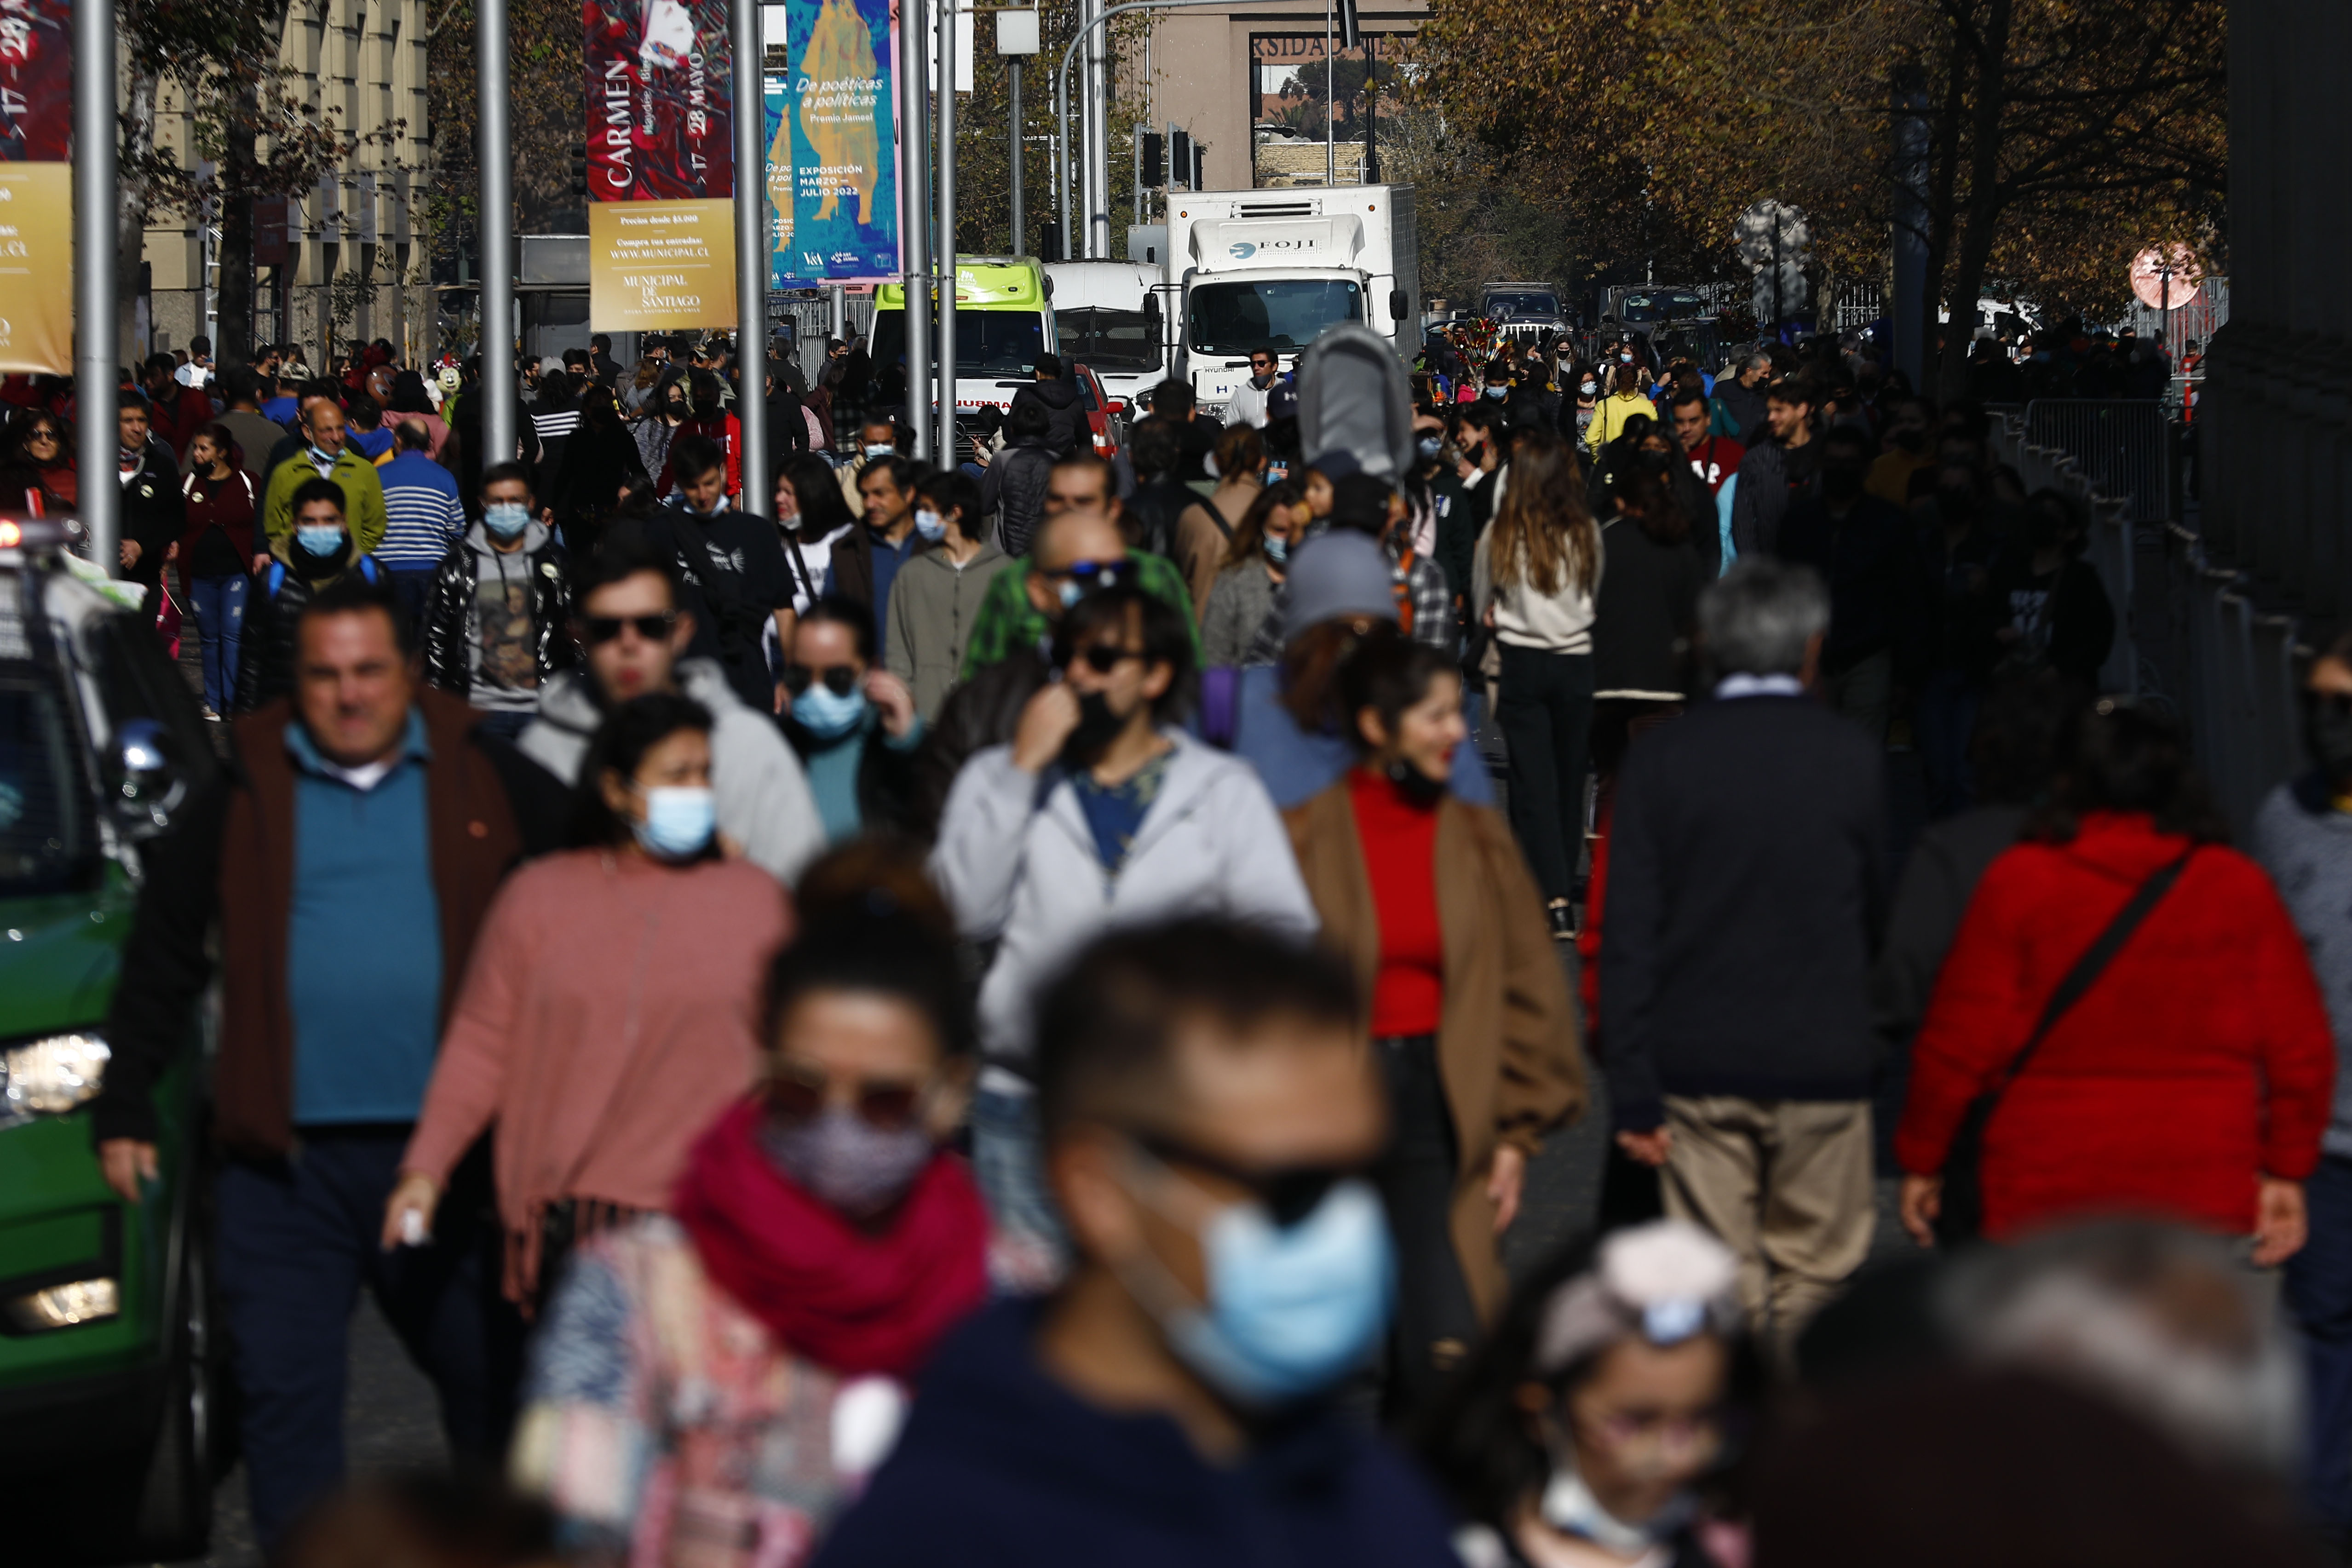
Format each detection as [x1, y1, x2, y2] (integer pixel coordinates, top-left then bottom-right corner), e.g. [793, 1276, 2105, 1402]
[764, 0, 899, 287]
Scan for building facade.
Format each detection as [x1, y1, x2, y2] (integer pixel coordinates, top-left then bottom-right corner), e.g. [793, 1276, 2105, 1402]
[143, 0, 434, 363]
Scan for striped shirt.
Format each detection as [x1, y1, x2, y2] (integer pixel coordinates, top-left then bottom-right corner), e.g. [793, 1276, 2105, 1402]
[377, 451, 467, 569]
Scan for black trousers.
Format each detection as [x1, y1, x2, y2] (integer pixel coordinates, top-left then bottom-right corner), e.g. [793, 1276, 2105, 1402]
[1374, 1034, 1482, 1422]
[1496, 643, 1596, 903]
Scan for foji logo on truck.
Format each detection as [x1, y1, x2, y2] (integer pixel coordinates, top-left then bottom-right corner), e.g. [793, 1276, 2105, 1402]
[1227, 235, 1324, 260]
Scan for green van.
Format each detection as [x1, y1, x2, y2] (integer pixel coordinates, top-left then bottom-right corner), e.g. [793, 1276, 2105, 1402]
[0, 515, 224, 1558]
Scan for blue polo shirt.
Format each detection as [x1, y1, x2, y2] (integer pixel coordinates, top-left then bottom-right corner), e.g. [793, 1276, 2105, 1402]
[864, 527, 920, 662]
[283, 712, 445, 1125]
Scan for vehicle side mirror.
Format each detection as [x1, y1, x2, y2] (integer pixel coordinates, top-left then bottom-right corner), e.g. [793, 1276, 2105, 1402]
[1389, 289, 1409, 319]
[110, 718, 187, 837]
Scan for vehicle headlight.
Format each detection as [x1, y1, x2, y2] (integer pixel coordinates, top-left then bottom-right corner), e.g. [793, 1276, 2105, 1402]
[0, 1033, 110, 1125]
[4, 1277, 120, 1332]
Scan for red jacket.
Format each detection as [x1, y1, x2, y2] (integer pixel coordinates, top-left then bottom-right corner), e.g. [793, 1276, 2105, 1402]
[147, 382, 211, 459]
[1895, 811, 2335, 1240]
[657, 410, 742, 498]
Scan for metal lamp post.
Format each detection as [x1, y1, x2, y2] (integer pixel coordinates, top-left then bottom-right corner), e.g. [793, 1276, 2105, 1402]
[74, 0, 118, 569]
[733, 0, 768, 510]
[997, 7, 1040, 256]
[937, 0, 956, 454]
[478, 0, 516, 474]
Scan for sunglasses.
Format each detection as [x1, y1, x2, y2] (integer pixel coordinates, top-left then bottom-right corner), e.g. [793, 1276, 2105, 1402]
[767, 1059, 930, 1131]
[1042, 558, 1127, 591]
[782, 662, 859, 696]
[582, 611, 677, 644]
[1133, 1132, 1361, 1228]
[1068, 643, 1144, 674]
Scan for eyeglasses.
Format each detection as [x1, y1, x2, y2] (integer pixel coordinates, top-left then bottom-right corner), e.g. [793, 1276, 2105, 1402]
[582, 611, 677, 644]
[767, 1058, 930, 1131]
[1132, 1132, 1362, 1228]
[24, 428, 58, 444]
[782, 662, 859, 696]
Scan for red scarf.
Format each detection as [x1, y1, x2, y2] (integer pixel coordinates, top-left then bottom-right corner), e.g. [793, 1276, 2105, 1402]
[672, 1098, 990, 1378]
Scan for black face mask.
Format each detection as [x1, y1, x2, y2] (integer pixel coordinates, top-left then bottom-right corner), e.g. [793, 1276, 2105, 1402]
[1384, 757, 1447, 809]
[2306, 692, 2352, 786]
[1823, 464, 1867, 502]
[1061, 689, 1126, 769]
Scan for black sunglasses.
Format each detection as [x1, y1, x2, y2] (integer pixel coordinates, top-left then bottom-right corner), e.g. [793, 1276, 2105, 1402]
[782, 662, 859, 697]
[1133, 1132, 1362, 1228]
[1068, 643, 1144, 674]
[768, 1060, 928, 1132]
[1042, 558, 1127, 591]
[582, 611, 677, 644]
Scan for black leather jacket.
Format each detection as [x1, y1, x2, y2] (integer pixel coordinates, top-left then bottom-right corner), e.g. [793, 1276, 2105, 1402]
[233, 541, 381, 713]
[908, 646, 1051, 838]
[422, 527, 578, 697]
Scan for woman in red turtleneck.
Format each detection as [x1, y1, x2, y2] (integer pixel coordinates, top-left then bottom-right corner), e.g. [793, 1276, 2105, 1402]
[1283, 629, 1587, 1419]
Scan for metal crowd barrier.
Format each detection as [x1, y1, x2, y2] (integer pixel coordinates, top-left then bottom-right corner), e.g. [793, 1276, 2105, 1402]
[2022, 400, 2172, 523]
[1990, 406, 2304, 837]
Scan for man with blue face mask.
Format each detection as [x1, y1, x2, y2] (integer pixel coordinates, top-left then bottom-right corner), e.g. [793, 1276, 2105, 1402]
[234, 478, 388, 712]
[779, 597, 923, 841]
[813, 918, 1464, 1568]
[420, 461, 577, 740]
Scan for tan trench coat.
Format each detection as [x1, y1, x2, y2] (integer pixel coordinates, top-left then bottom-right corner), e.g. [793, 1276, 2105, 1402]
[1283, 778, 1588, 1322]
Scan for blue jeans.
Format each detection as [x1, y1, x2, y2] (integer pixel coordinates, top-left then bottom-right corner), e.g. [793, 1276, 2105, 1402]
[2287, 1153, 2352, 1528]
[971, 1083, 1068, 1289]
[215, 1129, 518, 1553]
[189, 573, 248, 714]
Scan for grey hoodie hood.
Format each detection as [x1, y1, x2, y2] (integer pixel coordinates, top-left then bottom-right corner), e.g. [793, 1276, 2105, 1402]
[467, 516, 552, 559]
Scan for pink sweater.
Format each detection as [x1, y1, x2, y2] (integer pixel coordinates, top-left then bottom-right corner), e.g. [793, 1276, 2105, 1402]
[403, 849, 793, 1276]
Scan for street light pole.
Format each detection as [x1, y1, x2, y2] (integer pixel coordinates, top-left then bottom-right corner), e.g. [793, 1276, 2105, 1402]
[1008, 59, 1024, 254]
[73, 0, 118, 570]
[900, 0, 933, 460]
[1324, 0, 1334, 187]
[937, 0, 956, 452]
[1052, 0, 1226, 259]
[733, 0, 768, 512]
[478, 0, 516, 477]
[1080, 0, 1107, 257]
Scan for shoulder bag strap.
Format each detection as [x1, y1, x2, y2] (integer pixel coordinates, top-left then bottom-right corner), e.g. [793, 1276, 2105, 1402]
[1987, 844, 2196, 1097]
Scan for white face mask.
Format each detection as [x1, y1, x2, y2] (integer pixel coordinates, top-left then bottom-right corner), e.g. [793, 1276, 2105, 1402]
[1539, 1455, 1696, 1557]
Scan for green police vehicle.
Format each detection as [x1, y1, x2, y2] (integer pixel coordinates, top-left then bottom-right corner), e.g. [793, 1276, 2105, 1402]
[0, 513, 225, 1559]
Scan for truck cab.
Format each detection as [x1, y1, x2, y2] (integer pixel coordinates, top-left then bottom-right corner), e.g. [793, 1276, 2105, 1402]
[1165, 185, 1420, 419]
[0, 515, 224, 1559]
[1047, 259, 1170, 415]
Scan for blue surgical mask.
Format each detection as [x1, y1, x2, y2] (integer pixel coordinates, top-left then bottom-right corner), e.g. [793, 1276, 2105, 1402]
[1581, 381, 1598, 395]
[483, 501, 530, 540]
[1128, 1170, 1393, 1406]
[308, 443, 337, 465]
[295, 523, 345, 558]
[913, 508, 947, 543]
[1416, 434, 1443, 459]
[1263, 534, 1290, 564]
[1484, 385, 1508, 400]
[863, 442, 894, 459]
[633, 785, 716, 859]
[792, 682, 868, 740]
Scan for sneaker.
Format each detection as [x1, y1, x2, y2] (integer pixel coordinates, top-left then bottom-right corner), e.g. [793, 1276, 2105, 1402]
[1547, 902, 1577, 942]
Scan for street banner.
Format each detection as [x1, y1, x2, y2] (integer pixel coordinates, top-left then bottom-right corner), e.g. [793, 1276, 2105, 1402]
[761, 0, 899, 287]
[589, 196, 737, 329]
[584, 0, 736, 201]
[0, 0, 71, 162]
[0, 162, 71, 373]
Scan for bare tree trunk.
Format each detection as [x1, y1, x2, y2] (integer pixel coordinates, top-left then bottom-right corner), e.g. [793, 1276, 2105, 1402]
[214, 86, 260, 369]
[117, 67, 160, 361]
[1935, 0, 2011, 406]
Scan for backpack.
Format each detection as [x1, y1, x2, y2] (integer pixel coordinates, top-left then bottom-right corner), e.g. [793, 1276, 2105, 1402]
[264, 554, 380, 598]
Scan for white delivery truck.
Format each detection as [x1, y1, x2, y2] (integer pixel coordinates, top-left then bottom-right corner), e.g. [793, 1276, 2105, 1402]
[1046, 259, 1171, 412]
[1163, 184, 1420, 419]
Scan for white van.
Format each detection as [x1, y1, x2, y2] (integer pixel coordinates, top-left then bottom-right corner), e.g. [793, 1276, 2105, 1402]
[1046, 260, 1170, 413]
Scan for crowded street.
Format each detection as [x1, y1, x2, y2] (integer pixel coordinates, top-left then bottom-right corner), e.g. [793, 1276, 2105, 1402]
[4, 0, 2346, 1564]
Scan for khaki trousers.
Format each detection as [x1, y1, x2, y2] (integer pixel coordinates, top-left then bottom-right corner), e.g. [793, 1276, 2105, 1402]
[1662, 1095, 1875, 1357]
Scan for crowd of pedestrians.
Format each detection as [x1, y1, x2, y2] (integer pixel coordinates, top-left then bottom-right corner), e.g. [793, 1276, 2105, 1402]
[1, 310, 2343, 1568]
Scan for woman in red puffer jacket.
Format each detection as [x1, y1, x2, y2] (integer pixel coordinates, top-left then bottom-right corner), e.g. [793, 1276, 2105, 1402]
[1897, 700, 2335, 1260]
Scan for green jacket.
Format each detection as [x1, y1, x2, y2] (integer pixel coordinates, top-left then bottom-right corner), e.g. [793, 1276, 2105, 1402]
[956, 547, 1198, 680]
[262, 447, 390, 556]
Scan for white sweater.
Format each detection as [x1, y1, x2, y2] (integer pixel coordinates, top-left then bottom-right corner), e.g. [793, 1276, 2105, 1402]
[1471, 524, 1600, 655]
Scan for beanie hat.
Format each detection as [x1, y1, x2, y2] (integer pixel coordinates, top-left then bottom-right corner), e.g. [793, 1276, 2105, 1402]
[1280, 531, 1398, 645]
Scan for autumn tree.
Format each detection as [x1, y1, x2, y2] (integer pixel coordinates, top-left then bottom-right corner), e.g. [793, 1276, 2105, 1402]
[1417, 0, 2226, 393]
